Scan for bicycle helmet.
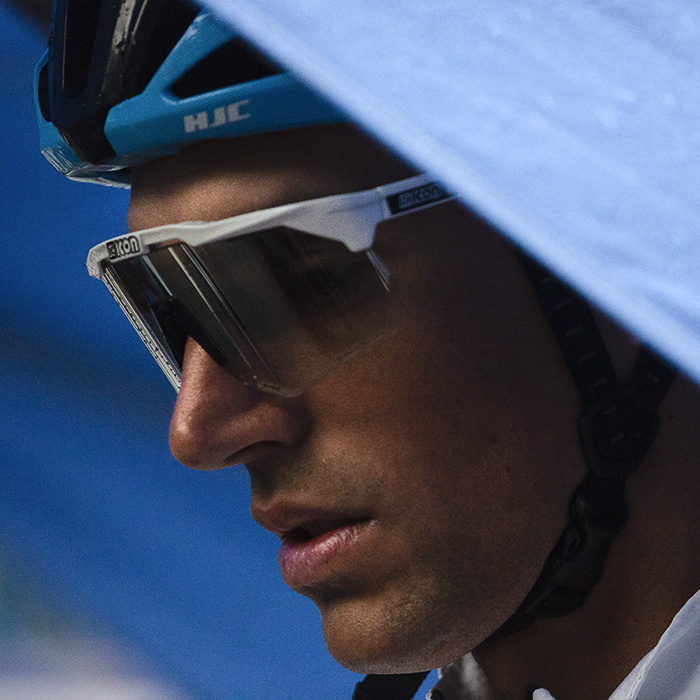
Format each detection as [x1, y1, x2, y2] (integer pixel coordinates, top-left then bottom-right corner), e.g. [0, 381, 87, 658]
[34, 0, 345, 186]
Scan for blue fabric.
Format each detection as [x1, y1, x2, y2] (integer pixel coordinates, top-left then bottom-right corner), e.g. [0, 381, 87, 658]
[3, 4, 444, 698]
[200, 0, 700, 385]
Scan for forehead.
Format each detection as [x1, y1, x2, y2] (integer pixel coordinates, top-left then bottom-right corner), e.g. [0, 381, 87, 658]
[128, 124, 417, 230]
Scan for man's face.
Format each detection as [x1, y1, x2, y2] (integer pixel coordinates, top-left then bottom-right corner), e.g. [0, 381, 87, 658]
[129, 125, 586, 673]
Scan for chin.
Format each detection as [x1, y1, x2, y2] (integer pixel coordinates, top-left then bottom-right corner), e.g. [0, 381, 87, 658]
[317, 597, 471, 675]
[325, 639, 429, 676]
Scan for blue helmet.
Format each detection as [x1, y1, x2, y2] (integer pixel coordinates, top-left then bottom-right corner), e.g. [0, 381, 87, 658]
[34, 0, 345, 187]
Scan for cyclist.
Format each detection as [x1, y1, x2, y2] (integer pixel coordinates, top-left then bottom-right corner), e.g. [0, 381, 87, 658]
[36, 2, 700, 698]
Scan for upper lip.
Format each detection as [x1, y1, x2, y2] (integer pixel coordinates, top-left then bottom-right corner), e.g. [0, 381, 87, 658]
[252, 502, 370, 540]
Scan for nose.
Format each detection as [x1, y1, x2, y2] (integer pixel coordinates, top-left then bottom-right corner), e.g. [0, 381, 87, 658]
[169, 338, 310, 470]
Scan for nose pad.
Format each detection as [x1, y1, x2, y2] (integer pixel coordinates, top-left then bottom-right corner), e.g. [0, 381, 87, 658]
[169, 338, 310, 470]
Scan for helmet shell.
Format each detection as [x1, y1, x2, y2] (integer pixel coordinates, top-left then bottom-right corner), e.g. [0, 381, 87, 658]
[35, 5, 346, 187]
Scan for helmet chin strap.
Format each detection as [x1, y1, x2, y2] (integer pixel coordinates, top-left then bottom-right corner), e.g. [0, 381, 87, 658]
[351, 253, 676, 700]
[491, 253, 677, 636]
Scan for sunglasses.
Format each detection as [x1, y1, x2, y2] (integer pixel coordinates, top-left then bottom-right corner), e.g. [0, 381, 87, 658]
[87, 174, 452, 395]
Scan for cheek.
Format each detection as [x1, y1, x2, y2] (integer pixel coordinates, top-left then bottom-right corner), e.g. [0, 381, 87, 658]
[320, 213, 586, 551]
[305, 215, 587, 665]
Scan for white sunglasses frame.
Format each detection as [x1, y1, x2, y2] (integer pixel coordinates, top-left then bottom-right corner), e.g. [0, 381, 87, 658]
[86, 174, 453, 392]
[87, 174, 453, 279]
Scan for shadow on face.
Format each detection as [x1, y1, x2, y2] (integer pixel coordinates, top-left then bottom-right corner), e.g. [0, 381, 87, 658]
[128, 124, 588, 673]
[128, 123, 418, 229]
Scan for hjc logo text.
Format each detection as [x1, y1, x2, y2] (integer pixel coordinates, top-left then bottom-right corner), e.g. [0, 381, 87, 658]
[184, 100, 251, 133]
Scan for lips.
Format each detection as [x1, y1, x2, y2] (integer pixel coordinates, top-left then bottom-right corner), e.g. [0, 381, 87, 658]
[278, 518, 373, 588]
[284, 518, 359, 541]
[252, 504, 374, 589]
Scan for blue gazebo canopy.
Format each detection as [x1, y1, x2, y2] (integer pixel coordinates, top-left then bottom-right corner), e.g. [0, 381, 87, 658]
[202, 0, 700, 384]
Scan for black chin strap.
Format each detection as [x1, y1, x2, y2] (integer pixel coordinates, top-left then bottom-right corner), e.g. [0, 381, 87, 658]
[352, 671, 429, 700]
[492, 255, 676, 636]
[351, 254, 676, 698]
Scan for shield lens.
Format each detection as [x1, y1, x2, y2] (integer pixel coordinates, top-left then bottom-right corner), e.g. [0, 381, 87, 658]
[104, 227, 393, 394]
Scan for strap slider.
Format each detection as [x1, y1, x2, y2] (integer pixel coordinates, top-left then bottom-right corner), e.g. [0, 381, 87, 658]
[578, 387, 659, 479]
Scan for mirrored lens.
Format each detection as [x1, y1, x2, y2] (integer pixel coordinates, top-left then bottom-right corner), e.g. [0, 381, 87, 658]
[104, 227, 393, 394]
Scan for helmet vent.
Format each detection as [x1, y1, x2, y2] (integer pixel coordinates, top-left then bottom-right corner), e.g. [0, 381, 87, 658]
[131, 0, 199, 98]
[38, 61, 52, 122]
[169, 37, 284, 99]
[62, 0, 102, 98]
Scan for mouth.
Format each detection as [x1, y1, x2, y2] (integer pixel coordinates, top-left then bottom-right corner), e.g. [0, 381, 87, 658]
[281, 518, 367, 544]
[276, 516, 374, 589]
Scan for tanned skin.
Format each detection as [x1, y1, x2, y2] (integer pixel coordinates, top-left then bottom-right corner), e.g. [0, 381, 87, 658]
[128, 124, 700, 700]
